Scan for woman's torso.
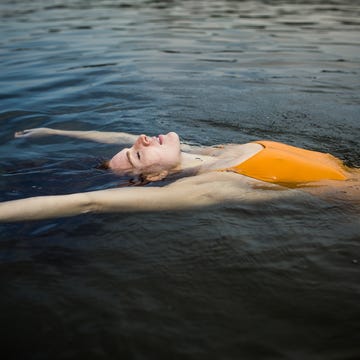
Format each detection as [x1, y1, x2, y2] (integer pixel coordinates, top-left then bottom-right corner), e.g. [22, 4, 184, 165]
[197, 141, 349, 185]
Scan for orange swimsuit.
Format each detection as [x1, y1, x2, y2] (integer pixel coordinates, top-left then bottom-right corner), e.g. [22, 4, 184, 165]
[222, 141, 348, 185]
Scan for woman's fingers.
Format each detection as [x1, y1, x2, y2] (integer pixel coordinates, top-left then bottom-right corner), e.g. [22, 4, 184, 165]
[15, 129, 33, 137]
[14, 128, 49, 138]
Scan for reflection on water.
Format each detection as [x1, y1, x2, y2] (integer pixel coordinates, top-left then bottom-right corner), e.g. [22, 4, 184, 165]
[0, 0, 360, 359]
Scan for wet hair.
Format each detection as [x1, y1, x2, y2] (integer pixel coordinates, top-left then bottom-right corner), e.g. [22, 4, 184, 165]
[116, 175, 151, 187]
[96, 159, 151, 187]
[96, 160, 110, 170]
[96, 157, 197, 188]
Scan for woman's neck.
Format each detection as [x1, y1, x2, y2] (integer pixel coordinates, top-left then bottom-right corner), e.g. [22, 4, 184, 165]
[178, 152, 217, 173]
[172, 143, 263, 176]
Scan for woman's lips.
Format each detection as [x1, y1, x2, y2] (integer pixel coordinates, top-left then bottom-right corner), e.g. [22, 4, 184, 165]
[158, 134, 164, 145]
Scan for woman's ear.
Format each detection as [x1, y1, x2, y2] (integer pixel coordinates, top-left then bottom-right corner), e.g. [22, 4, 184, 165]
[144, 170, 169, 182]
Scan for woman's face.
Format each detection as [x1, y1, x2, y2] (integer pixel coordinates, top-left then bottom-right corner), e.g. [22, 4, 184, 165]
[109, 132, 181, 176]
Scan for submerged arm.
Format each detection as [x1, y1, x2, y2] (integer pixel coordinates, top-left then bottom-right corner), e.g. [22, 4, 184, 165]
[15, 127, 138, 144]
[0, 177, 221, 222]
[0, 172, 260, 222]
[15, 127, 221, 152]
[0, 172, 305, 223]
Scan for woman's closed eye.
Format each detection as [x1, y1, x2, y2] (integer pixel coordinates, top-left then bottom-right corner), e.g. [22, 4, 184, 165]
[137, 152, 141, 160]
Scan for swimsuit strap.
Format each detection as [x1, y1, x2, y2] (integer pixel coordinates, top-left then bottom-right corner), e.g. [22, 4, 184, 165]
[219, 140, 348, 184]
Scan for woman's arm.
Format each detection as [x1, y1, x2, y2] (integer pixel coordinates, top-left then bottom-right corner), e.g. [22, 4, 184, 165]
[0, 171, 308, 222]
[15, 127, 138, 144]
[0, 173, 254, 222]
[14, 127, 221, 153]
[0, 181, 216, 222]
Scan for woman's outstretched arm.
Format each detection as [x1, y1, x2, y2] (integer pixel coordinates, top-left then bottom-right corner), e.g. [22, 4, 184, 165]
[0, 173, 270, 222]
[14, 127, 219, 153]
[15, 127, 138, 144]
[0, 175, 221, 222]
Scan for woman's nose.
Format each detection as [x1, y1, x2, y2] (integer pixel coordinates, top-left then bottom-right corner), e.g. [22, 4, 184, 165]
[139, 134, 150, 146]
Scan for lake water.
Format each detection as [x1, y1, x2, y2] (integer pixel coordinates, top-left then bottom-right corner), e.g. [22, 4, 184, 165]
[1, 0, 360, 359]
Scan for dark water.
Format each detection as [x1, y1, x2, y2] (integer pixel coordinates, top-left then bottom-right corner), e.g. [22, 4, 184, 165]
[1, 0, 360, 359]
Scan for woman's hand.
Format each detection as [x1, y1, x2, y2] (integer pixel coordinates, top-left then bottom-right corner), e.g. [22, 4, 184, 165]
[15, 128, 56, 138]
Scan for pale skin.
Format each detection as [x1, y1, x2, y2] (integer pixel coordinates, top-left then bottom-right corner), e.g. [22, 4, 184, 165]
[0, 127, 359, 222]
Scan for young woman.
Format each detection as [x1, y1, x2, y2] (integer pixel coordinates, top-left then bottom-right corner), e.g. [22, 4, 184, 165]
[0, 127, 359, 222]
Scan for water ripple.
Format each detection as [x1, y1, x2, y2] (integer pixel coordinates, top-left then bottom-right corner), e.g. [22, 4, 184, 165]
[1, 1, 360, 359]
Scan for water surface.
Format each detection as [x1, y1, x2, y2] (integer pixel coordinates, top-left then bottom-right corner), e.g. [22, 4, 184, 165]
[0, 1, 360, 359]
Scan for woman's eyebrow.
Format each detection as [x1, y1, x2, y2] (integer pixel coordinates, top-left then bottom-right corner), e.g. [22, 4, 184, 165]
[126, 150, 135, 167]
